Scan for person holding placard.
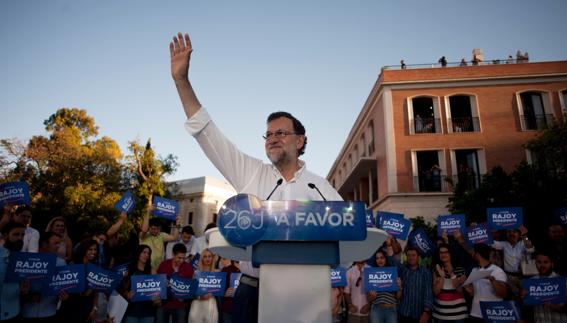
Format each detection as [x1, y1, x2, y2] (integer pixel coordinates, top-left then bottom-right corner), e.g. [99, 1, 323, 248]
[431, 243, 468, 322]
[367, 249, 402, 323]
[139, 207, 181, 273]
[345, 260, 371, 323]
[189, 249, 219, 323]
[0, 221, 27, 322]
[120, 245, 159, 323]
[220, 258, 241, 323]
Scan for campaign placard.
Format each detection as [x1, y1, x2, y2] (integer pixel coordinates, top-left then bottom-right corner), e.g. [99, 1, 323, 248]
[131, 274, 167, 302]
[364, 267, 398, 292]
[487, 207, 523, 230]
[522, 277, 566, 305]
[152, 196, 179, 221]
[112, 263, 129, 277]
[43, 264, 86, 296]
[437, 214, 465, 236]
[0, 181, 31, 206]
[480, 301, 520, 322]
[169, 274, 197, 299]
[365, 209, 374, 227]
[190, 253, 200, 271]
[466, 223, 493, 245]
[330, 267, 347, 288]
[114, 191, 135, 214]
[408, 228, 435, 256]
[4, 252, 56, 282]
[229, 273, 242, 297]
[554, 207, 567, 226]
[378, 211, 411, 240]
[86, 263, 122, 293]
[196, 271, 227, 297]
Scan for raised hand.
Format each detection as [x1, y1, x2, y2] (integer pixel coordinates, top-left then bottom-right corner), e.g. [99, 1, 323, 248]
[170, 32, 193, 82]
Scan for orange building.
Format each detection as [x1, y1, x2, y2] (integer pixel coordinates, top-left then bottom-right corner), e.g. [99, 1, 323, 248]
[327, 60, 567, 221]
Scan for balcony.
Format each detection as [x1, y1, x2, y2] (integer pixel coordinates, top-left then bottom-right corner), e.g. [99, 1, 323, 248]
[412, 117, 441, 134]
[337, 157, 377, 197]
[452, 174, 481, 191]
[449, 117, 480, 132]
[413, 175, 450, 192]
[521, 114, 554, 131]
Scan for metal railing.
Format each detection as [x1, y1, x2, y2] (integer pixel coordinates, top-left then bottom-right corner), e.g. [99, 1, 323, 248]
[413, 175, 450, 192]
[449, 117, 480, 132]
[452, 174, 481, 191]
[521, 114, 554, 131]
[412, 118, 441, 134]
[383, 57, 529, 71]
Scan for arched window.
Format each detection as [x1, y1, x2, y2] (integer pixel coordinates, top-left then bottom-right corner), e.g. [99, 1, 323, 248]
[517, 91, 554, 130]
[407, 96, 442, 134]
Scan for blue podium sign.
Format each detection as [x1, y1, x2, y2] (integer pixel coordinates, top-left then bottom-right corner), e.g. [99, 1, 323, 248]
[0, 181, 31, 206]
[487, 207, 523, 230]
[115, 191, 135, 214]
[466, 223, 493, 245]
[364, 267, 398, 292]
[480, 301, 520, 322]
[437, 214, 465, 236]
[4, 252, 56, 282]
[330, 268, 347, 287]
[152, 196, 179, 221]
[218, 194, 367, 248]
[378, 212, 410, 240]
[522, 277, 566, 305]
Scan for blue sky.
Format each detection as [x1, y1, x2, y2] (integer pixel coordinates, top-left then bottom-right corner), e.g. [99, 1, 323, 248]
[1, 0, 566, 183]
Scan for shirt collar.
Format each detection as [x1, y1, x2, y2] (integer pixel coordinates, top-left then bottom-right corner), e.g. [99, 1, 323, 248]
[272, 159, 306, 183]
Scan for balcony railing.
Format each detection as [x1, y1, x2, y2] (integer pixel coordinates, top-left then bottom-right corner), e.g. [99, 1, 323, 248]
[383, 57, 530, 70]
[521, 114, 554, 131]
[452, 174, 481, 191]
[449, 117, 480, 132]
[413, 175, 449, 192]
[412, 118, 441, 134]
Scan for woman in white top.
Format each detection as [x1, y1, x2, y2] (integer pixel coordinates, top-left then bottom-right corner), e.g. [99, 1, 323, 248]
[189, 248, 219, 323]
[45, 216, 73, 262]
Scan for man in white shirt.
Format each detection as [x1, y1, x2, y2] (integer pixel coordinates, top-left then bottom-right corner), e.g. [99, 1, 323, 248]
[165, 225, 195, 260]
[169, 32, 342, 323]
[491, 226, 533, 296]
[10, 206, 39, 253]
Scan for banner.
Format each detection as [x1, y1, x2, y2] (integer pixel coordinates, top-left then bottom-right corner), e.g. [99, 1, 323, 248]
[364, 267, 398, 292]
[466, 223, 493, 245]
[152, 196, 179, 221]
[480, 301, 520, 322]
[554, 207, 567, 226]
[437, 214, 465, 236]
[4, 252, 56, 282]
[112, 263, 129, 277]
[169, 274, 197, 299]
[86, 263, 122, 293]
[229, 273, 242, 297]
[114, 191, 136, 214]
[408, 228, 435, 256]
[196, 271, 226, 297]
[0, 181, 31, 206]
[377, 211, 411, 240]
[365, 209, 374, 227]
[487, 207, 523, 230]
[131, 274, 168, 302]
[522, 277, 566, 305]
[330, 267, 347, 288]
[43, 264, 85, 296]
[190, 253, 200, 271]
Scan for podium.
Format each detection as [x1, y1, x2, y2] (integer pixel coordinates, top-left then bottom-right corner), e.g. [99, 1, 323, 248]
[208, 194, 387, 323]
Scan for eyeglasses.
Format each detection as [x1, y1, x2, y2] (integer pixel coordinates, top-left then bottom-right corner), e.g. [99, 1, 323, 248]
[262, 130, 297, 140]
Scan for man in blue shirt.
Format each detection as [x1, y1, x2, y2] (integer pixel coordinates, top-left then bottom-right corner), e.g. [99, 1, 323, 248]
[0, 221, 27, 322]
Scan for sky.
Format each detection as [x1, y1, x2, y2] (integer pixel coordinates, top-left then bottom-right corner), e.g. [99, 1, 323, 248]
[1, 0, 566, 184]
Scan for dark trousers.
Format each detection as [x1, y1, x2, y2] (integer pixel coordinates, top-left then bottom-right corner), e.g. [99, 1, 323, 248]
[232, 281, 259, 323]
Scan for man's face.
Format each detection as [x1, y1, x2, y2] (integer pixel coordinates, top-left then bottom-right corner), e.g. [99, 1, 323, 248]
[548, 225, 565, 243]
[535, 254, 553, 276]
[5, 227, 25, 251]
[406, 250, 420, 267]
[149, 225, 160, 236]
[507, 230, 520, 243]
[181, 232, 192, 243]
[264, 117, 304, 167]
[173, 252, 185, 266]
[47, 235, 62, 254]
[14, 210, 32, 226]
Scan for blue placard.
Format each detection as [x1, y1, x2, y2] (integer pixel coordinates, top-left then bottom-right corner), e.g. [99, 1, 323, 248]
[169, 274, 197, 299]
[86, 263, 122, 293]
[229, 273, 242, 297]
[487, 207, 523, 230]
[131, 274, 168, 302]
[196, 271, 227, 297]
[190, 253, 200, 271]
[112, 263, 129, 277]
[4, 252, 56, 282]
[365, 209, 374, 227]
[466, 223, 493, 245]
[364, 267, 398, 292]
[408, 228, 435, 256]
[554, 207, 567, 226]
[0, 181, 31, 206]
[43, 264, 85, 296]
[522, 277, 566, 305]
[114, 191, 136, 214]
[437, 214, 465, 236]
[152, 196, 179, 221]
[378, 211, 411, 240]
[480, 301, 520, 322]
[218, 194, 367, 248]
[330, 267, 347, 288]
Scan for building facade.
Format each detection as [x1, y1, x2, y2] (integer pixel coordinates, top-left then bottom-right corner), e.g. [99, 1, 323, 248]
[327, 60, 567, 222]
[168, 176, 236, 236]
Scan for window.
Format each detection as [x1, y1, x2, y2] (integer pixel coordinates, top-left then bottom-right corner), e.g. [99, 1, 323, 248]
[446, 95, 480, 133]
[368, 121, 375, 156]
[454, 149, 481, 190]
[560, 90, 567, 115]
[408, 96, 441, 134]
[517, 91, 554, 130]
[412, 150, 446, 192]
[370, 168, 378, 202]
[360, 135, 366, 157]
[188, 211, 193, 224]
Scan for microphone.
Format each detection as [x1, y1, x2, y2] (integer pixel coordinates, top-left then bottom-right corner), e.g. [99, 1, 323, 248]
[266, 178, 283, 200]
[308, 183, 327, 201]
